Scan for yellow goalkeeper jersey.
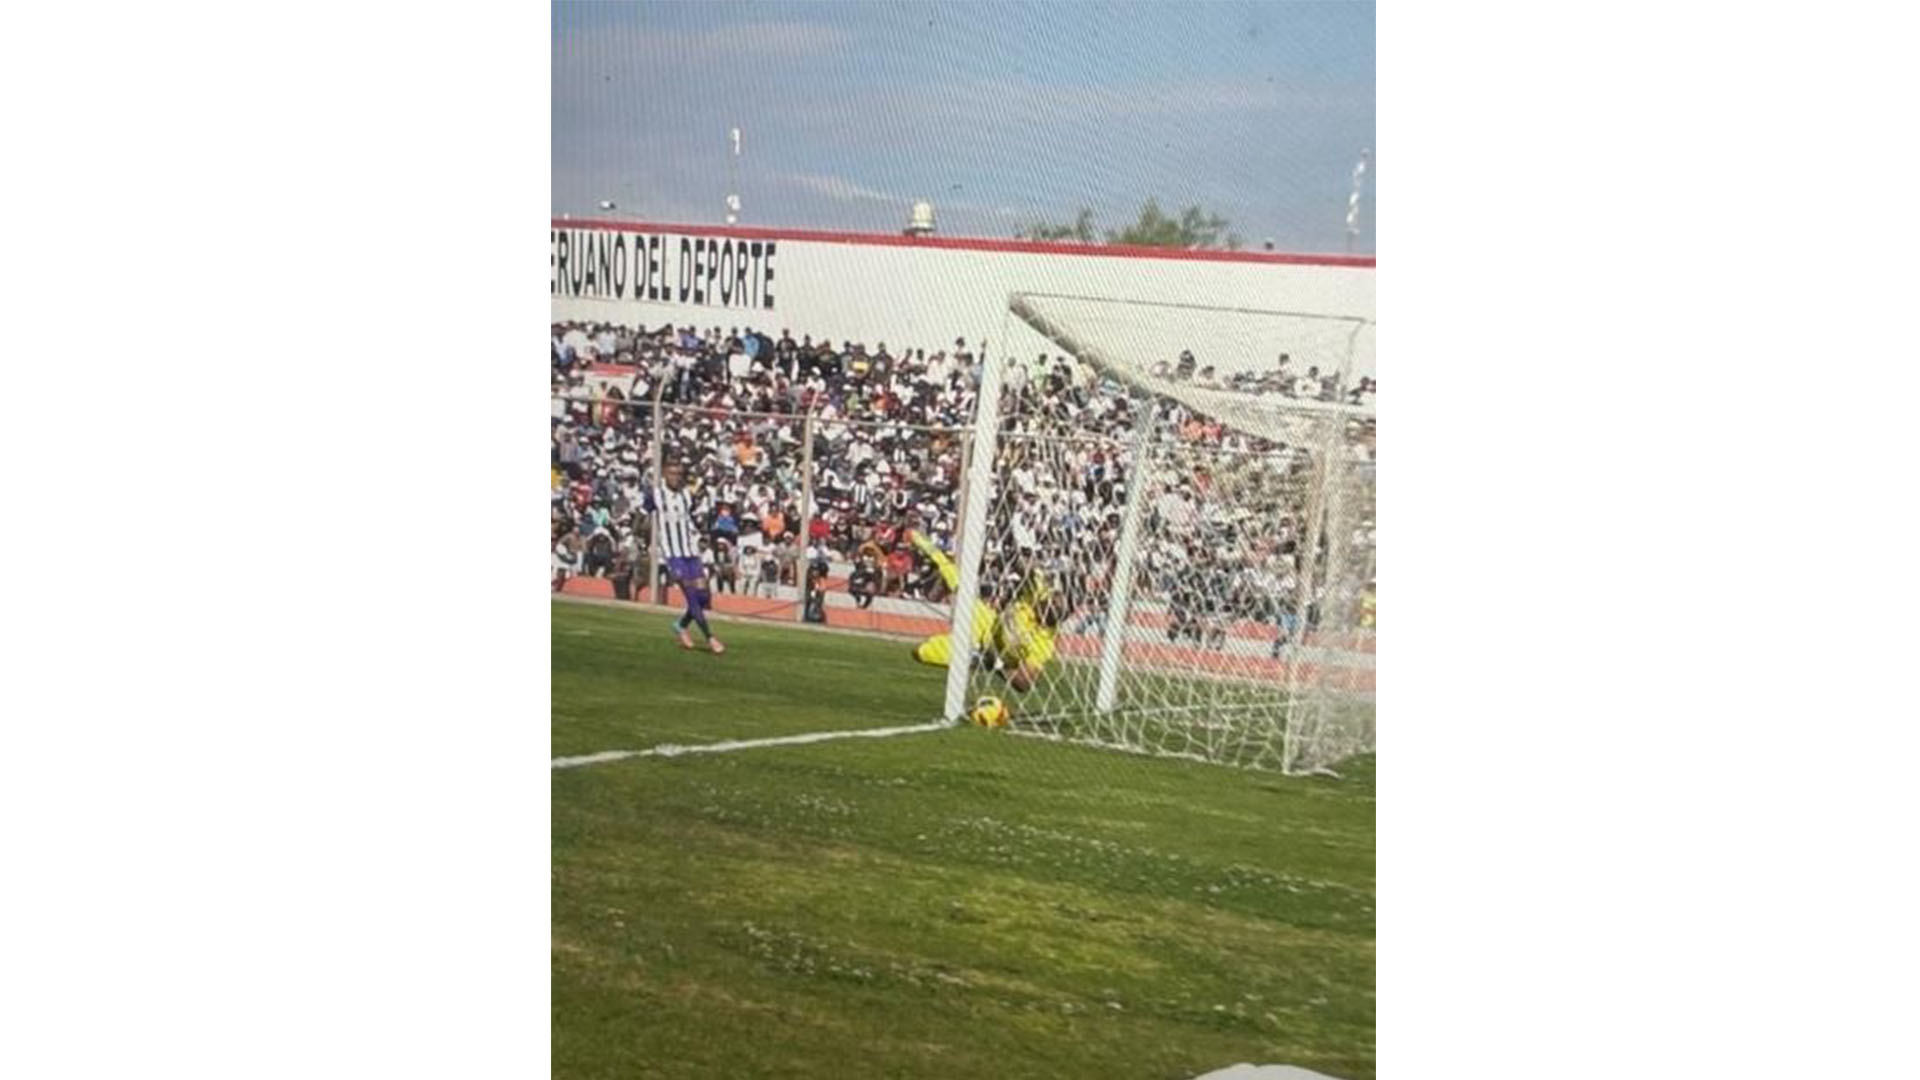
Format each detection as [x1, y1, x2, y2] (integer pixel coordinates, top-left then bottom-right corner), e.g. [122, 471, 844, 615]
[907, 529, 1058, 671]
[991, 600, 1058, 670]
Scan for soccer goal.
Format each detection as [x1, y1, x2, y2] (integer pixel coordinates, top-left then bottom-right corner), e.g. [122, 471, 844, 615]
[941, 293, 1376, 775]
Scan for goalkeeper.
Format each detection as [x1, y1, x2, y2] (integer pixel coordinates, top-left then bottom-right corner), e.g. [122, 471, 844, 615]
[905, 530, 1068, 693]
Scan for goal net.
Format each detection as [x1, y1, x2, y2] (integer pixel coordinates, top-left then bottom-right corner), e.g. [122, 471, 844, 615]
[941, 294, 1375, 775]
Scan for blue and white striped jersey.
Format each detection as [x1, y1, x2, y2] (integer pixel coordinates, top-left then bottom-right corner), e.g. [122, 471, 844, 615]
[645, 483, 702, 559]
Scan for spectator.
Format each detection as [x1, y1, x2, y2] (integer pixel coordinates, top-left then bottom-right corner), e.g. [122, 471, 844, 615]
[713, 540, 738, 594]
[610, 548, 633, 602]
[802, 561, 829, 624]
[599, 385, 626, 427]
[581, 501, 611, 538]
[849, 554, 880, 609]
[884, 544, 912, 596]
[552, 528, 582, 592]
[777, 539, 802, 586]
[806, 539, 830, 583]
[755, 546, 780, 598]
[583, 526, 615, 578]
[712, 503, 740, 545]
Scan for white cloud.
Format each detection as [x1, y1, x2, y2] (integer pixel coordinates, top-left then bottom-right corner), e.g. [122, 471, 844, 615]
[776, 171, 902, 205]
[772, 173, 1025, 226]
[954, 76, 1362, 124]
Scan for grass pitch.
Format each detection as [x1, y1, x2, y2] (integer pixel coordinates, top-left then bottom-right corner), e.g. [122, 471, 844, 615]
[552, 600, 1375, 1079]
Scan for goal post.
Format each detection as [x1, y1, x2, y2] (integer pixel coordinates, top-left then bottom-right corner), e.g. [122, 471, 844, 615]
[944, 292, 1376, 774]
[941, 318, 1011, 723]
[1093, 418, 1152, 716]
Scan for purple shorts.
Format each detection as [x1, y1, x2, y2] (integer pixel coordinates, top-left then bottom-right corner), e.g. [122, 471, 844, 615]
[666, 557, 705, 584]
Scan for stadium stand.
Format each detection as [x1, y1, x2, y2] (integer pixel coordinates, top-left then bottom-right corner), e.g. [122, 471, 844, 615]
[550, 319, 1375, 644]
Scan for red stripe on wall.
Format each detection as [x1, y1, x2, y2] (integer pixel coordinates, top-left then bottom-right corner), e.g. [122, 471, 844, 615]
[550, 218, 1375, 269]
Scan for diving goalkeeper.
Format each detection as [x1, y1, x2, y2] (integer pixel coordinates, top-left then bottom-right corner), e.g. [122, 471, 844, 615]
[905, 530, 1069, 693]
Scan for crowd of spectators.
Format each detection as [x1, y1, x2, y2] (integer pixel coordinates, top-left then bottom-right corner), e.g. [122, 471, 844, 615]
[550, 320, 991, 602]
[551, 318, 1376, 639]
[1153, 348, 1379, 407]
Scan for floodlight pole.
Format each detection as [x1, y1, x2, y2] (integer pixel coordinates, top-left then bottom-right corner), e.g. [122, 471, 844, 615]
[1346, 149, 1369, 255]
[725, 127, 742, 225]
[796, 408, 816, 622]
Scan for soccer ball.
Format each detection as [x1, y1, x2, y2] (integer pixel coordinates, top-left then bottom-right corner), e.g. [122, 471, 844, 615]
[970, 696, 1009, 728]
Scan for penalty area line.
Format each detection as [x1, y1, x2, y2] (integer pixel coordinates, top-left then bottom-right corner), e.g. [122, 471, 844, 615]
[551, 720, 953, 770]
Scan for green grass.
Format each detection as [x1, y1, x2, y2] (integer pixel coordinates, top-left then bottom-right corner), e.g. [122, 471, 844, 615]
[553, 599, 1375, 1079]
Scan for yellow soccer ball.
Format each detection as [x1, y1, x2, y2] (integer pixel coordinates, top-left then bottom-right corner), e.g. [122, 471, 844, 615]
[970, 696, 1010, 728]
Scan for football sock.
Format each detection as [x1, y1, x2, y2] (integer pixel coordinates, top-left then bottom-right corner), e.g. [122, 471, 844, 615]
[687, 592, 713, 640]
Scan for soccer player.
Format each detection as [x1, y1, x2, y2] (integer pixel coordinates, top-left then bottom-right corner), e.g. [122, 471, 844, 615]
[644, 462, 725, 654]
[905, 530, 1069, 693]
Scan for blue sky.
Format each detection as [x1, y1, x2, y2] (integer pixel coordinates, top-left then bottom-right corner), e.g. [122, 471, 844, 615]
[552, 1, 1374, 253]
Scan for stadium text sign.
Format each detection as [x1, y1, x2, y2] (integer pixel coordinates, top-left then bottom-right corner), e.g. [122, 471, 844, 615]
[550, 227, 775, 310]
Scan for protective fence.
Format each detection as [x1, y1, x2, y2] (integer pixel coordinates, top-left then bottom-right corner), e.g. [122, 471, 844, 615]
[551, 386, 972, 635]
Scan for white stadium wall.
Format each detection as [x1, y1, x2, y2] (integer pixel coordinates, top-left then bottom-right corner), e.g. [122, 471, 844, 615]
[550, 220, 1375, 378]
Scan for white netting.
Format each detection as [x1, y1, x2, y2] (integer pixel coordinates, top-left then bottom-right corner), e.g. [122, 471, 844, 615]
[1008, 292, 1374, 443]
[949, 296, 1375, 775]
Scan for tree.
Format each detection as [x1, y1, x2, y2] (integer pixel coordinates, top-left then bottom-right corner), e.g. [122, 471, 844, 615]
[1015, 200, 1241, 250]
[1106, 198, 1240, 250]
[1016, 207, 1095, 243]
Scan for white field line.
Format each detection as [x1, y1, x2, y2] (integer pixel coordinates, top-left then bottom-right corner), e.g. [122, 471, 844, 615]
[1001, 727, 1344, 777]
[551, 720, 952, 770]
